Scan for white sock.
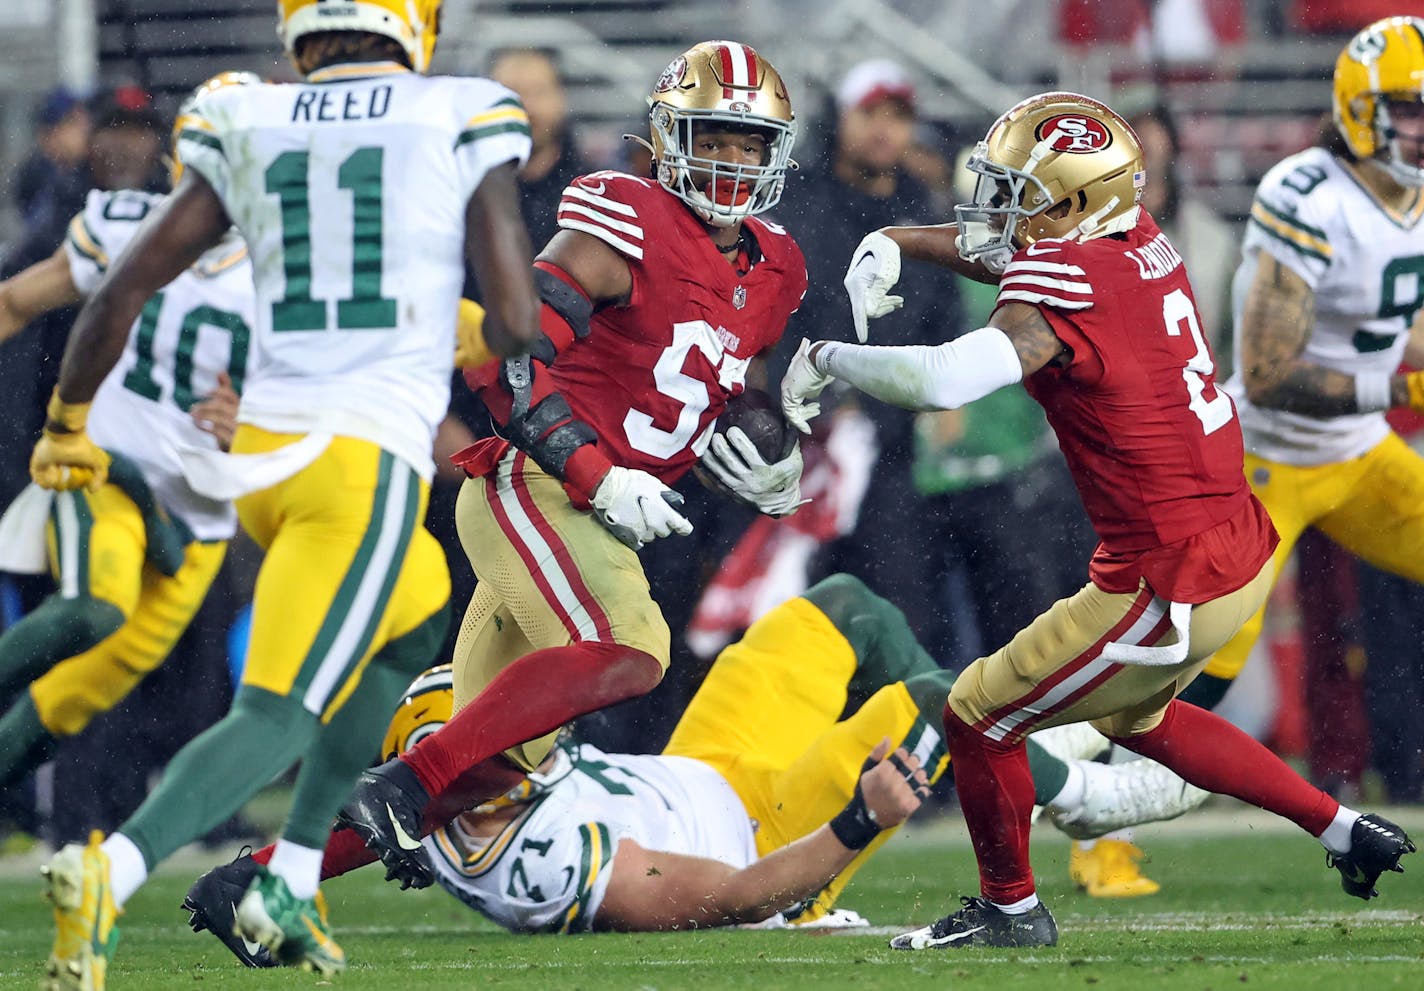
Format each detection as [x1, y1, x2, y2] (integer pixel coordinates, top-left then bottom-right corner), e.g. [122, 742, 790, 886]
[100, 832, 148, 908]
[1045, 761, 1087, 813]
[1319, 804, 1360, 856]
[267, 840, 324, 900]
[991, 893, 1040, 915]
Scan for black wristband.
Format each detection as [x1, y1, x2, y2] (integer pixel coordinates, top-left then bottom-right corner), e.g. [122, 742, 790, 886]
[828, 794, 881, 850]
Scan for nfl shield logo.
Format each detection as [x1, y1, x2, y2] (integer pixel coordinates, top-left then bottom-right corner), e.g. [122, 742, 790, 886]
[733, 285, 747, 309]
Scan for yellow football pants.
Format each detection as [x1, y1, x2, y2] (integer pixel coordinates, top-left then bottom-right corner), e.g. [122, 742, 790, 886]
[1204, 433, 1424, 680]
[29, 485, 227, 737]
[664, 596, 948, 919]
[233, 427, 448, 721]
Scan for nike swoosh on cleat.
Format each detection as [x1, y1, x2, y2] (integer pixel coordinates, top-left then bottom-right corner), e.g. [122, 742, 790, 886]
[386, 803, 423, 851]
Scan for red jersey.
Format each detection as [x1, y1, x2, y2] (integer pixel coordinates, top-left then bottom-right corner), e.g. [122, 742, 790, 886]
[1005, 212, 1277, 602]
[459, 171, 807, 491]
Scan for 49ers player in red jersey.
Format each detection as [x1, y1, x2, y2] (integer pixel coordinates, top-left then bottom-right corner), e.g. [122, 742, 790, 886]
[335, 41, 811, 887]
[785, 91, 1415, 949]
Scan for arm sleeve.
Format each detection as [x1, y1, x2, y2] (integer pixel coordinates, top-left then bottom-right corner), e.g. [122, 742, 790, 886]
[816, 327, 1024, 411]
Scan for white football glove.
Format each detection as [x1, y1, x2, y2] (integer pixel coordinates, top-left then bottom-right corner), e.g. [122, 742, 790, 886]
[590, 466, 694, 550]
[702, 428, 808, 517]
[844, 231, 904, 342]
[780, 338, 836, 435]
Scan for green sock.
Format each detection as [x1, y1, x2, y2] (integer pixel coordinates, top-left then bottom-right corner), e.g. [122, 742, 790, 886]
[282, 610, 447, 848]
[0, 692, 58, 788]
[1026, 738, 1071, 806]
[0, 596, 123, 698]
[122, 686, 317, 868]
[1178, 672, 1233, 710]
[803, 574, 941, 715]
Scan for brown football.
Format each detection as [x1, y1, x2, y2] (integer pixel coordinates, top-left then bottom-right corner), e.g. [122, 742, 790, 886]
[694, 388, 793, 505]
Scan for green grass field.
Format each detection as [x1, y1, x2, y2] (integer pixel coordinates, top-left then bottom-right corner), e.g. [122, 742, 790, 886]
[2, 806, 1420, 991]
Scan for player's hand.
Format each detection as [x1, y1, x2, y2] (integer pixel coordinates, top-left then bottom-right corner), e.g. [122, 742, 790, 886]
[701, 429, 808, 518]
[191, 371, 239, 451]
[30, 428, 110, 491]
[857, 739, 930, 829]
[454, 298, 495, 369]
[844, 231, 903, 342]
[780, 338, 836, 435]
[590, 466, 694, 550]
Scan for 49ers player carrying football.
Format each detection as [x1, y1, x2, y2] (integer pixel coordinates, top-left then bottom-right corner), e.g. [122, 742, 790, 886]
[783, 91, 1415, 949]
[336, 41, 812, 887]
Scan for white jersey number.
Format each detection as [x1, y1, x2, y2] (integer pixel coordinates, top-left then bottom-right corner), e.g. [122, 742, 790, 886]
[623, 320, 749, 460]
[1162, 288, 1234, 435]
[266, 147, 397, 332]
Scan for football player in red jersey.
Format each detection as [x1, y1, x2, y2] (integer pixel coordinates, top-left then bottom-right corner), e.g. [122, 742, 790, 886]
[783, 91, 1415, 949]
[335, 41, 811, 887]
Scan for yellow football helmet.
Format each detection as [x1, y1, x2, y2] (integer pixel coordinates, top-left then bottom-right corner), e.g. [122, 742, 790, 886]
[643, 40, 796, 227]
[955, 91, 1146, 260]
[276, 0, 441, 74]
[169, 71, 262, 188]
[1334, 16, 1424, 187]
[381, 665, 453, 763]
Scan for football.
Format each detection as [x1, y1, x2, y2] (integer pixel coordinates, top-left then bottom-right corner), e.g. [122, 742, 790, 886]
[694, 388, 793, 505]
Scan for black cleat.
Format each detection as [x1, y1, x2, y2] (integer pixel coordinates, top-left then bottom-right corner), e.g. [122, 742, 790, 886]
[182, 850, 277, 968]
[1327, 812, 1416, 900]
[889, 896, 1059, 950]
[335, 757, 436, 890]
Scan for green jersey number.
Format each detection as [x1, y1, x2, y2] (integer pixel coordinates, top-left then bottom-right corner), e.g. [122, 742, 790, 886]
[266, 146, 398, 332]
[122, 291, 251, 410]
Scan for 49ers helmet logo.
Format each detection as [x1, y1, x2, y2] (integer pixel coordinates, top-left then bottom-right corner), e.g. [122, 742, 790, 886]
[654, 56, 688, 94]
[1036, 114, 1113, 153]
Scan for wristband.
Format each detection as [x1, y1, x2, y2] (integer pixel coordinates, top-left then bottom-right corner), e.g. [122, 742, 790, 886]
[1354, 371, 1392, 413]
[828, 793, 881, 850]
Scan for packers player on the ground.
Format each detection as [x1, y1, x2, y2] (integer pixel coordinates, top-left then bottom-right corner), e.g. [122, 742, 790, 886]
[0, 72, 256, 798]
[32, 2, 541, 986]
[1180, 16, 1424, 710]
[183, 575, 1209, 960]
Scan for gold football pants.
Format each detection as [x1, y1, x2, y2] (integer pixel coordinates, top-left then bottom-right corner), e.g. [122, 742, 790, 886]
[30, 486, 226, 736]
[233, 427, 448, 721]
[1204, 433, 1424, 680]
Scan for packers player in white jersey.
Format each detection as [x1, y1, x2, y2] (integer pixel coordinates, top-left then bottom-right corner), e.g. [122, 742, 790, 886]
[1179, 16, 1424, 711]
[31, 2, 541, 986]
[183, 574, 1208, 959]
[0, 73, 257, 798]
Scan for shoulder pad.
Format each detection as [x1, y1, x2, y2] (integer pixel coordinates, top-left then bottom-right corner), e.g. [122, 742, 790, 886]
[557, 172, 657, 260]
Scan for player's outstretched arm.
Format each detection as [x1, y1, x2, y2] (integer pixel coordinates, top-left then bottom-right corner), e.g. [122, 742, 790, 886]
[465, 161, 540, 358]
[594, 742, 928, 931]
[881, 224, 1002, 283]
[1240, 253, 1424, 415]
[0, 246, 81, 343]
[55, 172, 229, 406]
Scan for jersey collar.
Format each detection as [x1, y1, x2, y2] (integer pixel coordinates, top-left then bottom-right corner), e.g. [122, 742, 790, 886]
[1340, 158, 1424, 230]
[305, 61, 411, 84]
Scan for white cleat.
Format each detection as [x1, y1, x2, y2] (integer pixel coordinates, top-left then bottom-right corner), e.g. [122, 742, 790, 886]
[1048, 757, 1209, 840]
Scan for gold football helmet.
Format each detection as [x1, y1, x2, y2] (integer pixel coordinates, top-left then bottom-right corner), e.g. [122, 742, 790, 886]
[169, 71, 262, 188]
[643, 40, 796, 227]
[277, 0, 441, 74]
[1334, 16, 1424, 187]
[955, 91, 1146, 260]
[381, 665, 453, 763]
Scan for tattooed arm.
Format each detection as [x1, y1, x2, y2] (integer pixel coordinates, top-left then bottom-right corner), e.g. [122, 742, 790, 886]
[1240, 253, 1413, 414]
[803, 302, 1065, 412]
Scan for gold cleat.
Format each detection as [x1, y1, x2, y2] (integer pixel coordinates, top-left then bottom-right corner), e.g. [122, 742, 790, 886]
[1068, 838, 1161, 898]
[41, 831, 120, 991]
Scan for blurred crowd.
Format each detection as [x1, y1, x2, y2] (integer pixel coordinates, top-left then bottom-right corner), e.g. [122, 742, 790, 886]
[3, 12, 1423, 849]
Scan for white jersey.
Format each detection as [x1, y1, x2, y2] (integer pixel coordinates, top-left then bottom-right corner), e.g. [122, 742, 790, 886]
[425, 743, 757, 934]
[1225, 147, 1422, 465]
[65, 189, 255, 540]
[175, 63, 531, 478]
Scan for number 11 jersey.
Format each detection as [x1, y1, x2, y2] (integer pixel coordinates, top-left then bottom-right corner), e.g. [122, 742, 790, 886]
[1002, 212, 1276, 602]
[176, 63, 531, 478]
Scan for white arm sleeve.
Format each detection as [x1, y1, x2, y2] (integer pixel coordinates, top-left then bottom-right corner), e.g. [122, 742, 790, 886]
[815, 327, 1024, 412]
